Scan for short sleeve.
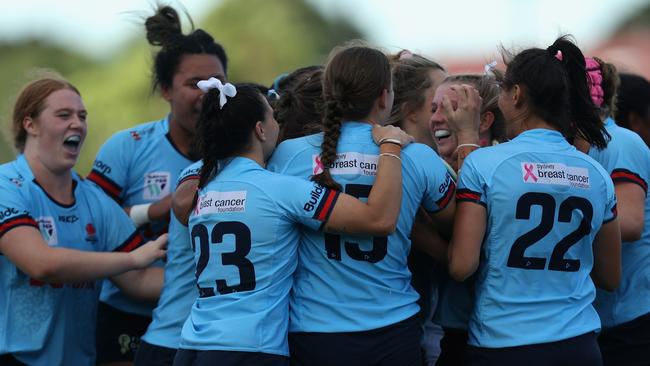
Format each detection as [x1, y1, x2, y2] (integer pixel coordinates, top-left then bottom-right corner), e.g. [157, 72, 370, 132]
[176, 162, 202, 188]
[0, 179, 37, 239]
[406, 144, 456, 213]
[456, 154, 488, 208]
[87, 132, 132, 202]
[94, 190, 144, 252]
[603, 175, 618, 224]
[275, 177, 340, 231]
[267, 140, 295, 174]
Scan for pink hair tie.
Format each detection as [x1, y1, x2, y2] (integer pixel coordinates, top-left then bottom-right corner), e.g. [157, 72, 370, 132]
[554, 50, 563, 61]
[585, 57, 604, 107]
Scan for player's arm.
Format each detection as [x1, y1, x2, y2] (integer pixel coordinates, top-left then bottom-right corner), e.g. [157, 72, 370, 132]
[614, 182, 645, 242]
[448, 201, 487, 281]
[0, 227, 167, 283]
[591, 218, 622, 291]
[410, 207, 450, 262]
[172, 177, 199, 226]
[125, 195, 172, 226]
[110, 266, 165, 301]
[323, 125, 413, 236]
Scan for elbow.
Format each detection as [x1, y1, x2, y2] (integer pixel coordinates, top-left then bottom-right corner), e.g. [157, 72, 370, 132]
[28, 262, 63, 283]
[594, 271, 621, 292]
[620, 223, 643, 242]
[374, 220, 397, 236]
[448, 261, 473, 282]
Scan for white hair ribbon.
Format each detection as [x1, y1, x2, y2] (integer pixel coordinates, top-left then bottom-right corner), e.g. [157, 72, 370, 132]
[196, 77, 237, 109]
[484, 60, 497, 75]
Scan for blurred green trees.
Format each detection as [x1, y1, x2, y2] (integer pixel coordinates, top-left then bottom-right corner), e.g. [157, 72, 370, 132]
[0, 0, 362, 173]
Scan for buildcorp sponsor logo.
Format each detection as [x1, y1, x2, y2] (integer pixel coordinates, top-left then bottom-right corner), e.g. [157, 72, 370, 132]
[521, 162, 590, 189]
[196, 190, 247, 215]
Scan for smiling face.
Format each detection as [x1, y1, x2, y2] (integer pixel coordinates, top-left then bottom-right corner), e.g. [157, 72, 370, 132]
[24, 88, 88, 173]
[162, 54, 226, 135]
[430, 82, 460, 159]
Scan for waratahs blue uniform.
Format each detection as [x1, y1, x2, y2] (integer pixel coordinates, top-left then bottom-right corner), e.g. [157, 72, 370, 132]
[0, 155, 143, 365]
[142, 161, 202, 350]
[89, 116, 194, 317]
[457, 129, 617, 348]
[267, 121, 455, 333]
[589, 118, 650, 328]
[179, 157, 339, 356]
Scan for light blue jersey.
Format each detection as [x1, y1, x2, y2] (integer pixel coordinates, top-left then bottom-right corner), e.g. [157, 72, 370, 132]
[0, 155, 143, 365]
[458, 129, 617, 348]
[267, 122, 454, 332]
[180, 157, 339, 356]
[89, 117, 194, 316]
[142, 161, 202, 349]
[589, 118, 650, 328]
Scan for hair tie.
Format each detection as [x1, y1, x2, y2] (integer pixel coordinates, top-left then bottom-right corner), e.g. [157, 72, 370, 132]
[585, 57, 604, 107]
[399, 50, 414, 61]
[554, 50, 563, 61]
[196, 77, 237, 109]
[484, 60, 497, 75]
[267, 89, 280, 100]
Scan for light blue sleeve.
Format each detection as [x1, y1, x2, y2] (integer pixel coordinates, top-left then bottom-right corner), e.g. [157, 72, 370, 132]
[456, 153, 488, 207]
[274, 176, 340, 231]
[602, 174, 618, 224]
[405, 144, 456, 212]
[0, 177, 36, 238]
[87, 131, 133, 202]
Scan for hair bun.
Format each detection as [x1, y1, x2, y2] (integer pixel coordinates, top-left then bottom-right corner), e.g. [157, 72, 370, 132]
[145, 5, 183, 47]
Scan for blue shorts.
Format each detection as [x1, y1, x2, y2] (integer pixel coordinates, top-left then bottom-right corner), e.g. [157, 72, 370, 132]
[173, 349, 288, 366]
[289, 314, 422, 366]
[599, 311, 650, 366]
[464, 332, 601, 366]
[134, 340, 177, 366]
[436, 327, 468, 366]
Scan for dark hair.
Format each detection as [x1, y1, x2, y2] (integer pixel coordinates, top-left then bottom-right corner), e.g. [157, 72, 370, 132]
[12, 77, 80, 151]
[313, 45, 392, 190]
[275, 67, 324, 142]
[443, 74, 507, 143]
[145, 5, 228, 91]
[271, 65, 323, 96]
[615, 73, 650, 128]
[388, 50, 445, 127]
[590, 57, 620, 117]
[195, 83, 267, 191]
[499, 35, 608, 148]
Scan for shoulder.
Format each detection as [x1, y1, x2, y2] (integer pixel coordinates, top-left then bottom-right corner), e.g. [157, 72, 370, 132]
[100, 118, 168, 148]
[177, 160, 204, 186]
[0, 160, 28, 193]
[269, 134, 322, 171]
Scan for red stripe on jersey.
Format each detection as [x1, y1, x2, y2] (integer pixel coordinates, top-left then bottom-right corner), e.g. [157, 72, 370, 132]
[316, 190, 338, 222]
[87, 170, 122, 201]
[436, 181, 456, 209]
[114, 232, 144, 253]
[456, 190, 481, 202]
[611, 169, 648, 193]
[177, 174, 199, 187]
[0, 216, 38, 236]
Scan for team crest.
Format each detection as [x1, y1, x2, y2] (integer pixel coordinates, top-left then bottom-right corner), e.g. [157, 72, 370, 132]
[85, 223, 98, 243]
[143, 172, 171, 200]
[37, 216, 58, 246]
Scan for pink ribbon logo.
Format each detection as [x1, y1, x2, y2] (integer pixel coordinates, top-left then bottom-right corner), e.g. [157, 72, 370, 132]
[313, 155, 324, 175]
[523, 164, 537, 182]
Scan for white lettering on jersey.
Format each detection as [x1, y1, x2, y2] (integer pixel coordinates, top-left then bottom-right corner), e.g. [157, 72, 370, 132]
[312, 152, 378, 176]
[37, 216, 58, 246]
[521, 162, 590, 189]
[143, 171, 171, 200]
[195, 191, 247, 215]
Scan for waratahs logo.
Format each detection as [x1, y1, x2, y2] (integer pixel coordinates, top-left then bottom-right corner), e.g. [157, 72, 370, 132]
[143, 172, 171, 200]
[37, 217, 58, 246]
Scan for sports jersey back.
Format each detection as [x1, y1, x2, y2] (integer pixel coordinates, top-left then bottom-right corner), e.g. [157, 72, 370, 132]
[458, 129, 616, 348]
[267, 122, 454, 332]
[143, 161, 202, 349]
[89, 117, 194, 316]
[589, 118, 650, 327]
[0, 155, 142, 365]
[180, 157, 339, 355]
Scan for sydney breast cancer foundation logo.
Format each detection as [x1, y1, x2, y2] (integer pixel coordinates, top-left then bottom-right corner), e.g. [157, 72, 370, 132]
[312, 152, 378, 176]
[521, 162, 590, 189]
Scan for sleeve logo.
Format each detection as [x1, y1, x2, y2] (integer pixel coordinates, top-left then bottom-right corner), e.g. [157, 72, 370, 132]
[195, 190, 247, 215]
[0, 207, 19, 221]
[93, 160, 112, 175]
[521, 162, 590, 189]
[303, 184, 325, 212]
[143, 172, 171, 200]
[37, 216, 58, 246]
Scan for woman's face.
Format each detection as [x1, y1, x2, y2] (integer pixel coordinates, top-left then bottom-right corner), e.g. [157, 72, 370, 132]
[25, 88, 87, 173]
[408, 69, 446, 143]
[430, 82, 460, 160]
[261, 97, 280, 160]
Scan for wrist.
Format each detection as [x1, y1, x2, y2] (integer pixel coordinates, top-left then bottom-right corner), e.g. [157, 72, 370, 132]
[456, 131, 480, 145]
[129, 203, 152, 227]
[379, 143, 402, 154]
[378, 137, 403, 148]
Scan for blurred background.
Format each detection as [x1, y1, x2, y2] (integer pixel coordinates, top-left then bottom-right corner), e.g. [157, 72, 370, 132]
[1, 0, 649, 172]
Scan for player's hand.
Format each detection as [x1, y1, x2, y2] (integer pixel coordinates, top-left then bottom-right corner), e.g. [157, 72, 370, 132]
[130, 233, 168, 269]
[442, 84, 482, 142]
[372, 124, 414, 147]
